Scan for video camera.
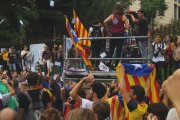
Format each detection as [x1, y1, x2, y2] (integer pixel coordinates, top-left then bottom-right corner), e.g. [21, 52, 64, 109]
[125, 11, 139, 27]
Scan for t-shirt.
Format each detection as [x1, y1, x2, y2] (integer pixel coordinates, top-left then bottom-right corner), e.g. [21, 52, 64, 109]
[89, 26, 104, 37]
[137, 18, 148, 36]
[126, 99, 149, 120]
[42, 50, 51, 61]
[2, 93, 11, 105]
[21, 50, 28, 58]
[8, 53, 17, 63]
[152, 42, 166, 63]
[166, 108, 180, 120]
[0, 82, 18, 109]
[81, 98, 93, 109]
[2, 52, 9, 61]
[18, 89, 51, 111]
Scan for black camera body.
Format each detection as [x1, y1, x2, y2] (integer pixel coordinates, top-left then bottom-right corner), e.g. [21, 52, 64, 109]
[157, 47, 162, 51]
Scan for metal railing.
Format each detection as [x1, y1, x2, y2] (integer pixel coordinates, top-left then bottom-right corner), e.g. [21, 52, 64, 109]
[62, 36, 153, 81]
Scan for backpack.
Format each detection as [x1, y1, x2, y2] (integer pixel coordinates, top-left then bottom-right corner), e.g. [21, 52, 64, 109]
[24, 90, 44, 120]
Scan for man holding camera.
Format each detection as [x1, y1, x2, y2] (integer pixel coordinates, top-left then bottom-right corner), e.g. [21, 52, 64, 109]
[152, 34, 166, 86]
[130, 9, 150, 61]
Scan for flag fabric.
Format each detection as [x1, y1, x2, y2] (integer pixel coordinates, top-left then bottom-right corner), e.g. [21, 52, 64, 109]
[65, 17, 92, 68]
[109, 63, 159, 120]
[73, 10, 91, 47]
[116, 63, 160, 103]
[108, 94, 127, 120]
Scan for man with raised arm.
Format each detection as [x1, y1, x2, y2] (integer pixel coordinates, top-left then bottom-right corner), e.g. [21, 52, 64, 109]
[69, 74, 107, 109]
[118, 64, 150, 120]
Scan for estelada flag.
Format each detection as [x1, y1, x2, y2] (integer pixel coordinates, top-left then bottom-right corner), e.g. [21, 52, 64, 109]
[65, 16, 92, 68]
[116, 63, 160, 103]
[73, 10, 91, 47]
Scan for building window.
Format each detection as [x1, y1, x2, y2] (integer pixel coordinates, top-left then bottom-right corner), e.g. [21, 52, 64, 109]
[174, 4, 177, 19]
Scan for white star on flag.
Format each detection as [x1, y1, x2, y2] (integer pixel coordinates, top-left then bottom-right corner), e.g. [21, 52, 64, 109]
[132, 64, 142, 70]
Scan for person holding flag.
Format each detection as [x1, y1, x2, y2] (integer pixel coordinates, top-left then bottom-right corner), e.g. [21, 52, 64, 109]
[117, 64, 151, 120]
[110, 63, 160, 120]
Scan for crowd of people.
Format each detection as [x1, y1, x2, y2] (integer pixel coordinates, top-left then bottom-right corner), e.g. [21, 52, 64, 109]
[0, 64, 180, 120]
[0, 2, 180, 120]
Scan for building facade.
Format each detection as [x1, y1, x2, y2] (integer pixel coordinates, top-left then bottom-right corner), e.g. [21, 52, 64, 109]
[130, 0, 179, 25]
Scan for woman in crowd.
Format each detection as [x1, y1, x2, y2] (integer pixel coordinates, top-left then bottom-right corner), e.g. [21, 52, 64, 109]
[66, 108, 96, 120]
[173, 35, 180, 70]
[104, 3, 129, 68]
[163, 35, 175, 79]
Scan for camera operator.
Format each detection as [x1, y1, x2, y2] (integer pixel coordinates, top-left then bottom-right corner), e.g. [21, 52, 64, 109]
[125, 11, 139, 35]
[130, 9, 150, 61]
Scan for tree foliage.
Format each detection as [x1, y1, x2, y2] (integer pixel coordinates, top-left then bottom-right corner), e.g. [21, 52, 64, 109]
[0, 0, 167, 43]
[141, 0, 167, 23]
[0, 0, 117, 43]
[119, 0, 167, 23]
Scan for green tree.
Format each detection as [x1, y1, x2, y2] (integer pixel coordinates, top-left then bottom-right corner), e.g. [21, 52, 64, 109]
[119, 0, 167, 23]
[0, 0, 121, 43]
[0, 0, 38, 42]
[141, 0, 167, 24]
[66, 0, 116, 28]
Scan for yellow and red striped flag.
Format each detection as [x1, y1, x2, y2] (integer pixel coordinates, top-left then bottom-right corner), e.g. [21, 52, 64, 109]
[108, 64, 160, 120]
[116, 63, 160, 103]
[65, 16, 92, 68]
[108, 95, 126, 120]
[73, 10, 91, 47]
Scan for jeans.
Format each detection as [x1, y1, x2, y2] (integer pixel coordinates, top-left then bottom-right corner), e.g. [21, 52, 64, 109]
[137, 38, 148, 59]
[153, 61, 164, 86]
[9, 63, 16, 71]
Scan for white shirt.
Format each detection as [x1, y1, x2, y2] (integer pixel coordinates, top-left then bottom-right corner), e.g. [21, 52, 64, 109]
[21, 50, 28, 56]
[152, 42, 166, 63]
[89, 27, 104, 33]
[0, 93, 11, 105]
[81, 98, 93, 109]
[166, 108, 180, 120]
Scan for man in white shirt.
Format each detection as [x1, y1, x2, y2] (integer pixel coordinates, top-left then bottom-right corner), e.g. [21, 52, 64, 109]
[21, 45, 32, 70]
[70, 74, 107, 109]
